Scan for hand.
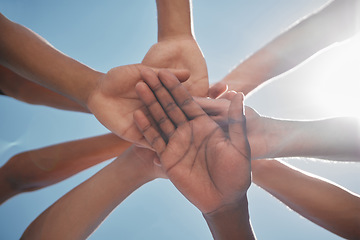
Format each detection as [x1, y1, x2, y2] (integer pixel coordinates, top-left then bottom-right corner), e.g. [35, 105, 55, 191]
[87, 64, 189, 146]
[219, 69, 257, 96]
[199, 88, 274, 160]
[142, 37, 209, 97]
[208, 81, 228, 99]
[125, 145, 167, 180]
[212, 62, 264, 97]
[134, 69, 251, 214]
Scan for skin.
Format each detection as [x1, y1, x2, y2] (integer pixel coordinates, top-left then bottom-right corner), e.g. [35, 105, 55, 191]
[252, 159, 360, 239]
[89, 0, 209, 145]
[142, 0, 209, 97]
[0, 9, 204, 146]
[1, 0, 207, 200]
[4, 2, 209, 238]
[21, 146, 165, 240]
[86, 64, 189, 146]
[0, 133, 131, 204]
[0, 65, 88, 112]
[196, 94, 360, 162]
[214, 0, 359, 96]
[134, 69, 255, 240]
[199, 90, 359, 237]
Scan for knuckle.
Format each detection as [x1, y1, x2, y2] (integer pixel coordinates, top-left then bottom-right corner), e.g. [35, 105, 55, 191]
[157, 116, 168, 125]
[165, 102, 177, 112]
[180, 98, 193, 107]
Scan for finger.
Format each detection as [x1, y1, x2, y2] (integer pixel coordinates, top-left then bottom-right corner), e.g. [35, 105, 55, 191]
[158, 69, 207, 120]
[140, 68, 188, 127]
[194, 97, 230, 116]
[133, 110, 166, 156]
[228, 92, 248, 147]
[136, 81, 177, 140]
[152, 68, 190, 83]
[209, 82, 228, 99]
[194, 97, 230, 132]
[220, 90, 237, 101]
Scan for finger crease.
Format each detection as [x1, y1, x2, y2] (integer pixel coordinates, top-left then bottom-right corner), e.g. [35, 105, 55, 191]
[169, 82, 182, 91]
[152, 83, 163, 92]
[165, 102, 177, 112]
[180, 98, 193, 107]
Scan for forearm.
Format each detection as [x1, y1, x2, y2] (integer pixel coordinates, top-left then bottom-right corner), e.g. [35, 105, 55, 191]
[252, 159, 360, 239]
[257, 117, 360, 161]
[0, 65, 89, 112]
[203, 198, 256, 240]
[0, 134, 131, 204]
[156, 0, 193, 40]
[0, 13, 103, 107]
[260, 0, 358, 77]
[21, 148, 154, 240]
[223, 0, 359, 94]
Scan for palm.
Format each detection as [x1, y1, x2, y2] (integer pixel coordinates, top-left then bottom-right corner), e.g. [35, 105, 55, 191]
[87, 64, 189, 146]
[163, 117, 251, 214]
[142, 38, 209, 97]
[87, 65, 147, 145]
[198, 89, 271, 160]
[134, 69, 251, 214]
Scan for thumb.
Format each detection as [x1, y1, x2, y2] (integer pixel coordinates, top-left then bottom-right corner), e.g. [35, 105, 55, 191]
[152, 67, 190, 83]
[228, 92, 248, 148]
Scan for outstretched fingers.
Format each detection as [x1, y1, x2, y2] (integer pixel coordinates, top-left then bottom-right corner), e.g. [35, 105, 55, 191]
[133, 110, 166, 156]
[228, 92, 249, 154]
[158, 70, 207, 121]
[136, 81, 176, 140]
[140, 68, 188, 128]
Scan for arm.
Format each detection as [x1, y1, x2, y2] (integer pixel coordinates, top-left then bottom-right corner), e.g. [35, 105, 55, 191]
[156, 0, 193, 40]
[252, 159, 360, 239]
[0, 13, 102, 106]
[0, 133, 131, 204]
[21, 146, 164, 239]
[142, 0, 209, 97]
[195, 95, 360, 161]
[134, 69, 255, 239]
[0, 12, 189, 145]
[215, 0, 359, 96]
[246, 112, 360, 162]
[0, 65, 88, 112]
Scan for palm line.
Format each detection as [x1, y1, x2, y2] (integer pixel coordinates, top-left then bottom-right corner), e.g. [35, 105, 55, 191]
[165, 125, 194, 174]
[190, 125, 220, 174]
[204, 128, 226, 195]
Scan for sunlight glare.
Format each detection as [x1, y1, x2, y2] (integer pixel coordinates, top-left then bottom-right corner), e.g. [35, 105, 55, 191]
[305, 34, 360, 118]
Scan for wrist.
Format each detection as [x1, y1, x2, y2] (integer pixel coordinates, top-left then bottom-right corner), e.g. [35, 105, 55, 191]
[113, 157, 155, 191]
[222, 70, 259, 95]
[82, 70, 105, 110]
[259, 117, 295, 159]
[156, 0, 193, 41]
[251, 159, 279, 185]
[115, 147, 160, 183]
[203, 197, 255, 240]
[246, 114, 280, 160]
[132, 156, 159, 182]
[223, 48, 278, 95]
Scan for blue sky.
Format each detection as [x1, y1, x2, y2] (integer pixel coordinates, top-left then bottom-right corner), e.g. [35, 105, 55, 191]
[0, 0, 359, 239]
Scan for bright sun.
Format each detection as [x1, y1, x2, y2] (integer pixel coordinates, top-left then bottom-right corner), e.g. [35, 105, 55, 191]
[305, 34, 360, 118]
